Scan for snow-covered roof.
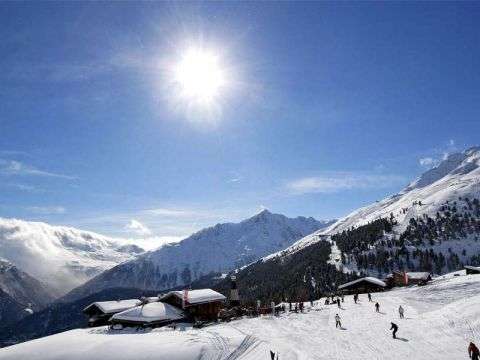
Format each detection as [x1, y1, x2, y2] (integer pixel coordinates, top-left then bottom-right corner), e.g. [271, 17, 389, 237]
[110, 302, 185, 324]
[83, 299, 141, 314]
[338, 277, 386, 290]
[160, 289, 226, 306]
[465, 265, 480, 272]
[407, 272, 431, 280]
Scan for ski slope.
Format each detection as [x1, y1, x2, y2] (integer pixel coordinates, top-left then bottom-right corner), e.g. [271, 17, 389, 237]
[263, 147, 480, 262]
[2, 271, 479, 360]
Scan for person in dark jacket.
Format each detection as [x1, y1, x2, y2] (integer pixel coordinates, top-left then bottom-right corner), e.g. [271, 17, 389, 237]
[390, 322, 398, 339]
[335, 313, 342, 328]
[368, 293, 372, 302]
[375, 302, 380, 312]
[337, 298, 341, 308]
[469, 342, 480, 360]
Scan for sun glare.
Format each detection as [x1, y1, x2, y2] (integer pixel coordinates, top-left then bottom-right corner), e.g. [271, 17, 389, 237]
[173, 47, 227, 106]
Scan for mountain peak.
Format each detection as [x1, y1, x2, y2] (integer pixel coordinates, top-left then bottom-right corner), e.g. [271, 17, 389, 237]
[255, 208, 272, 216]
[404, 146, 480, 192]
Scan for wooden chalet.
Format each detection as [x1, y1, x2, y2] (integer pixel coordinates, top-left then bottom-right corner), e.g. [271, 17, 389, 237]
[407, 272, 432, 285]
[385, 271, 432, 287]
[83, 299, 141, 327]
[465, 265, 480, 275]
[160, 289, 226, 321]
[338, 277, 386, 294]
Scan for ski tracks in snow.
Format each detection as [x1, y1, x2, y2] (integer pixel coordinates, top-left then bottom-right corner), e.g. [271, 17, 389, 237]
[201, 327, 262, 360]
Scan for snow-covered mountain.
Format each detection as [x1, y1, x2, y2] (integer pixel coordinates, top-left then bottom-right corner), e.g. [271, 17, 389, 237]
[325, 146, 480, 235]
[0, 258, 56, 326]
[0, 258, 54, 310]
[0, 218, 144, 295]
[63, 210, 332, 302]
[270, 146, 480, 260]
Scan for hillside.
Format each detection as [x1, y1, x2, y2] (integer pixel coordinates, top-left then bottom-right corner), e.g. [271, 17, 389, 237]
[326, 146, 480, 235]
[213, 239, 353, 303]
[0, 218, 143, 294]
[62, 211, 331, 302]
[0, 288, 28, 326]
[0, 259, 55, 326]
[1, 271, 479, 359]
[257, 147, 480, 276]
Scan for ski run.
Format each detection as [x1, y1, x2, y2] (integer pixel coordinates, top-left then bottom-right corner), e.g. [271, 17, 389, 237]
[2, 271, 479, 360]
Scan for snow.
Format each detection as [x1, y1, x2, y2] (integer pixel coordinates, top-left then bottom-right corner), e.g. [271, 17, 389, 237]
[0, 218, 142, 294]
[161, 289, 226, 306]
[111, 302, 185, 324]
[322, 147, 480, 236]
[338, 276, 387, 290]
[3, 272, 480, 360]
[260, 148, 480, 265]
[84, 300, 141, 314]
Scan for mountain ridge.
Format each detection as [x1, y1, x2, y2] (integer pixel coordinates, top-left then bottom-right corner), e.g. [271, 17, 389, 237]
[61, 211, 333, 302]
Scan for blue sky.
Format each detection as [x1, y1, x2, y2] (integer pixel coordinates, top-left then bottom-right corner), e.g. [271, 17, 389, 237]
[1, 2, 480, 245]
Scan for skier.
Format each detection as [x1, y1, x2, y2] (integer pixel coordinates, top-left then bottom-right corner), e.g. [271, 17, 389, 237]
[337, 298, 341, 308]
[375, 302, 380, 313]
[353, 294, 358, 304]
[368, 293, 372, 302]
[335, 313, 342, 328]
[289, 302, 292, 312]
[399, 305, 404, 319]
[390, 322, 398, 339]
[469, 342, 480, 360]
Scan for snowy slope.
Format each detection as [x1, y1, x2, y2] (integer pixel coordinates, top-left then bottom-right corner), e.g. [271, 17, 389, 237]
[2, 271, 479, 359]
[63, 211, 331, 302]
[325, 146, 480, 235]
[0, 218, 143, 295]
[0, 259, 54, 311]
[267, 147, 480, 260]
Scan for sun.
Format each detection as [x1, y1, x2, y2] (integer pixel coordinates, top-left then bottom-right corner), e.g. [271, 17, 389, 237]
[173, 47, 227, 106]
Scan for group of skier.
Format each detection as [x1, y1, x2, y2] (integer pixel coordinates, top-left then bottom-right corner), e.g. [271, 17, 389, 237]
[332, 292, 406, 340]
[273, 294, 479, 359]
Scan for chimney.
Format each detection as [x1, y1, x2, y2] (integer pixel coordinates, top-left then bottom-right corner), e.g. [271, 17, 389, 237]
[230, 275, 240, 307]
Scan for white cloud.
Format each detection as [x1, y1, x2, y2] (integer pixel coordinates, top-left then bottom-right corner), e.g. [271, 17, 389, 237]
[125, 219, 152, 236]
[123, 236, 184, 251]
[143, 208, 195, 217]
[0, 160, 75, 180]
[419, 157, 437, 168]
[418, 139, 459, 168]
[26, 206, 66, 215]
[6, 183, 41, 192]
[286, 173, 406, 195]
